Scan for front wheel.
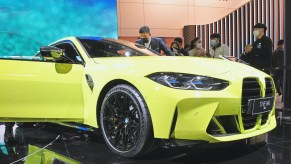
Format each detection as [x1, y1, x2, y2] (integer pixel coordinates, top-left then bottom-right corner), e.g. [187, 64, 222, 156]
[100, 84, 154, 158]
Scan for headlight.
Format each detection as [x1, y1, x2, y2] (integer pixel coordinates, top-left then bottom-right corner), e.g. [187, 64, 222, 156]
[147, 72, 229, 90]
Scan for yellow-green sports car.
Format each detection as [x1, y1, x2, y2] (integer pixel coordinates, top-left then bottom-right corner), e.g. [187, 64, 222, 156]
[0, 36, 276, 158]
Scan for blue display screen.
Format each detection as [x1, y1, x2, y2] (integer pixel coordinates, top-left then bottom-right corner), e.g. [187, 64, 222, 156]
[0, 0, 117, 56]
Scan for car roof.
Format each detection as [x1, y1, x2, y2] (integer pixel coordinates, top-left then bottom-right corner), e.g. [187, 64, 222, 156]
[76, 36, 103, 41]
[75, 36, 159, 56]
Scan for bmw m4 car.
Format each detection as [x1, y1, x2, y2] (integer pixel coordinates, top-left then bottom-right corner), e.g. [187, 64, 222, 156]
[0, 36, 276, 158]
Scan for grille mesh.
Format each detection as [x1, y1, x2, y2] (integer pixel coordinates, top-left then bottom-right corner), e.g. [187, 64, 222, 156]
[241, 78, 275, 130]
[261, 78, 275, 125]
[265, 78, 274, 97]
[241, 78, 261, 130]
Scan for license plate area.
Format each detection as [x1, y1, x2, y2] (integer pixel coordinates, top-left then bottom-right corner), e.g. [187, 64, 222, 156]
[247, 97, 274, 115]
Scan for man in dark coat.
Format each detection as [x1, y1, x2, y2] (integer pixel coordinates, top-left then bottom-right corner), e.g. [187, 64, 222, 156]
[272, 40, 284, 95]
[245, 23, 273, 74]
[136, 26, 174, 56]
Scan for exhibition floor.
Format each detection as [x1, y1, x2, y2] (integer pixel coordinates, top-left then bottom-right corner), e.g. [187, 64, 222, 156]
[0, 97, 290, 164]
[1, 122, 290, 164]
[1, 121, 290, 164]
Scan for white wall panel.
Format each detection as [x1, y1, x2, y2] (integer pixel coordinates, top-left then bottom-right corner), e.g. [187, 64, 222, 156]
[118, 0, 251, 37]
[144, 4, 188, 29]
[119, 3, 144, 28]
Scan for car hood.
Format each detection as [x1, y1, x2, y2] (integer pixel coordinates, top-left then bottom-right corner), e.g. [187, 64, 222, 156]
[92, 56, 267, 78]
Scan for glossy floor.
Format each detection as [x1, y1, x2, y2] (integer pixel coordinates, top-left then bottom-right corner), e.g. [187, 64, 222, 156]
[0, 95, 287, 164]
[0, 119, 290, 164]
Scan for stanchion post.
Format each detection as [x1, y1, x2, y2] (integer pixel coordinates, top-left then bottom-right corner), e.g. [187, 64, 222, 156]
[283, 0, 291, 120]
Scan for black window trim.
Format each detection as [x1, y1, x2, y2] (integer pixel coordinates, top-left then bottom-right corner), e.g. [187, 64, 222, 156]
[51, 40, 86, 66]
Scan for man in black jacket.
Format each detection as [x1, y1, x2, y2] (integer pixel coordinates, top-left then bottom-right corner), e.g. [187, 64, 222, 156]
[136, 26, 174, 56]
[246, 23, 273, 74]
[272, 40, 284, 95]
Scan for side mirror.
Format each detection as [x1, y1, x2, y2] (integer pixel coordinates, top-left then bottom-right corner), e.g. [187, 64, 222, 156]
[40, 46, 64, 60]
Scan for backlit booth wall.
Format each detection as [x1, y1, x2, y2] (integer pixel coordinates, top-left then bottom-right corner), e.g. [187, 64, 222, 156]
[184, 0, 285, 57]
[0, 0, 117, 57]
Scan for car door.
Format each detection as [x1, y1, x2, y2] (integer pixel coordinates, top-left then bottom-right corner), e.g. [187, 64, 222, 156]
[0, 42, 84, 121]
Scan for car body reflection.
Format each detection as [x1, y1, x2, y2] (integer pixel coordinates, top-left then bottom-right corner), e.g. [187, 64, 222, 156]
[1, 124, 289, 164]
[25, 145, 80, 164]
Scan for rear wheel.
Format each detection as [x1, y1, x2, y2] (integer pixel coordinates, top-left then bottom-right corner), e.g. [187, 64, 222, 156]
[100, 84, 154, 158]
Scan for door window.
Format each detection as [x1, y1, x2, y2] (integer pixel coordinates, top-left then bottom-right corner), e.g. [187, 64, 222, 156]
[54, 43, 83, 64]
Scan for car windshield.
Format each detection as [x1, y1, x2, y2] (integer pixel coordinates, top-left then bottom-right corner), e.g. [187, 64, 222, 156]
[78, 38, 160, 58]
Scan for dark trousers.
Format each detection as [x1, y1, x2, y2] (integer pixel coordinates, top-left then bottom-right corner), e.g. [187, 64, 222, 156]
[273, 70, 283, 95]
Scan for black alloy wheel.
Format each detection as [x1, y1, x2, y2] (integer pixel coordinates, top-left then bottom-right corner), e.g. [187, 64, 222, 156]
[100, 84, 154, 158]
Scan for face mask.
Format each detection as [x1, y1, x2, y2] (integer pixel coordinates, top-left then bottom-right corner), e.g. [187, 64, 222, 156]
[172, 47, 178, 53]
[211, 40, 217, 47]
[253, 30, 260, 37]
[196, 43, 202, 48]
[141, 38, 149, 44]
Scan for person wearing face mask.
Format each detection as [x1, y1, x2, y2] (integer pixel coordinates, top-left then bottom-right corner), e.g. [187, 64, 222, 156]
[188, 37, 206, 57]
[174, 37, 189, 56]
[245, 23, 273, 74]
[136, 26, 174, 56]
[209, 33, 229, 58]
[170, 41, 184, 56]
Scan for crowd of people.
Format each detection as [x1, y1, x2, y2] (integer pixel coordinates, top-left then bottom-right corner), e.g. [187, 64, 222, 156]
[136, 24, 284, 97]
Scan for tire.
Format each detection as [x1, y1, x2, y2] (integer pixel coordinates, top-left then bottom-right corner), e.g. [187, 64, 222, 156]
[100, 84, 154, 158]
[16, 122, 35, 127]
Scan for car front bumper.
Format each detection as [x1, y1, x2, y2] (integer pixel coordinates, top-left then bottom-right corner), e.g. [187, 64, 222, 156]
[135, 75, 276, 143]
